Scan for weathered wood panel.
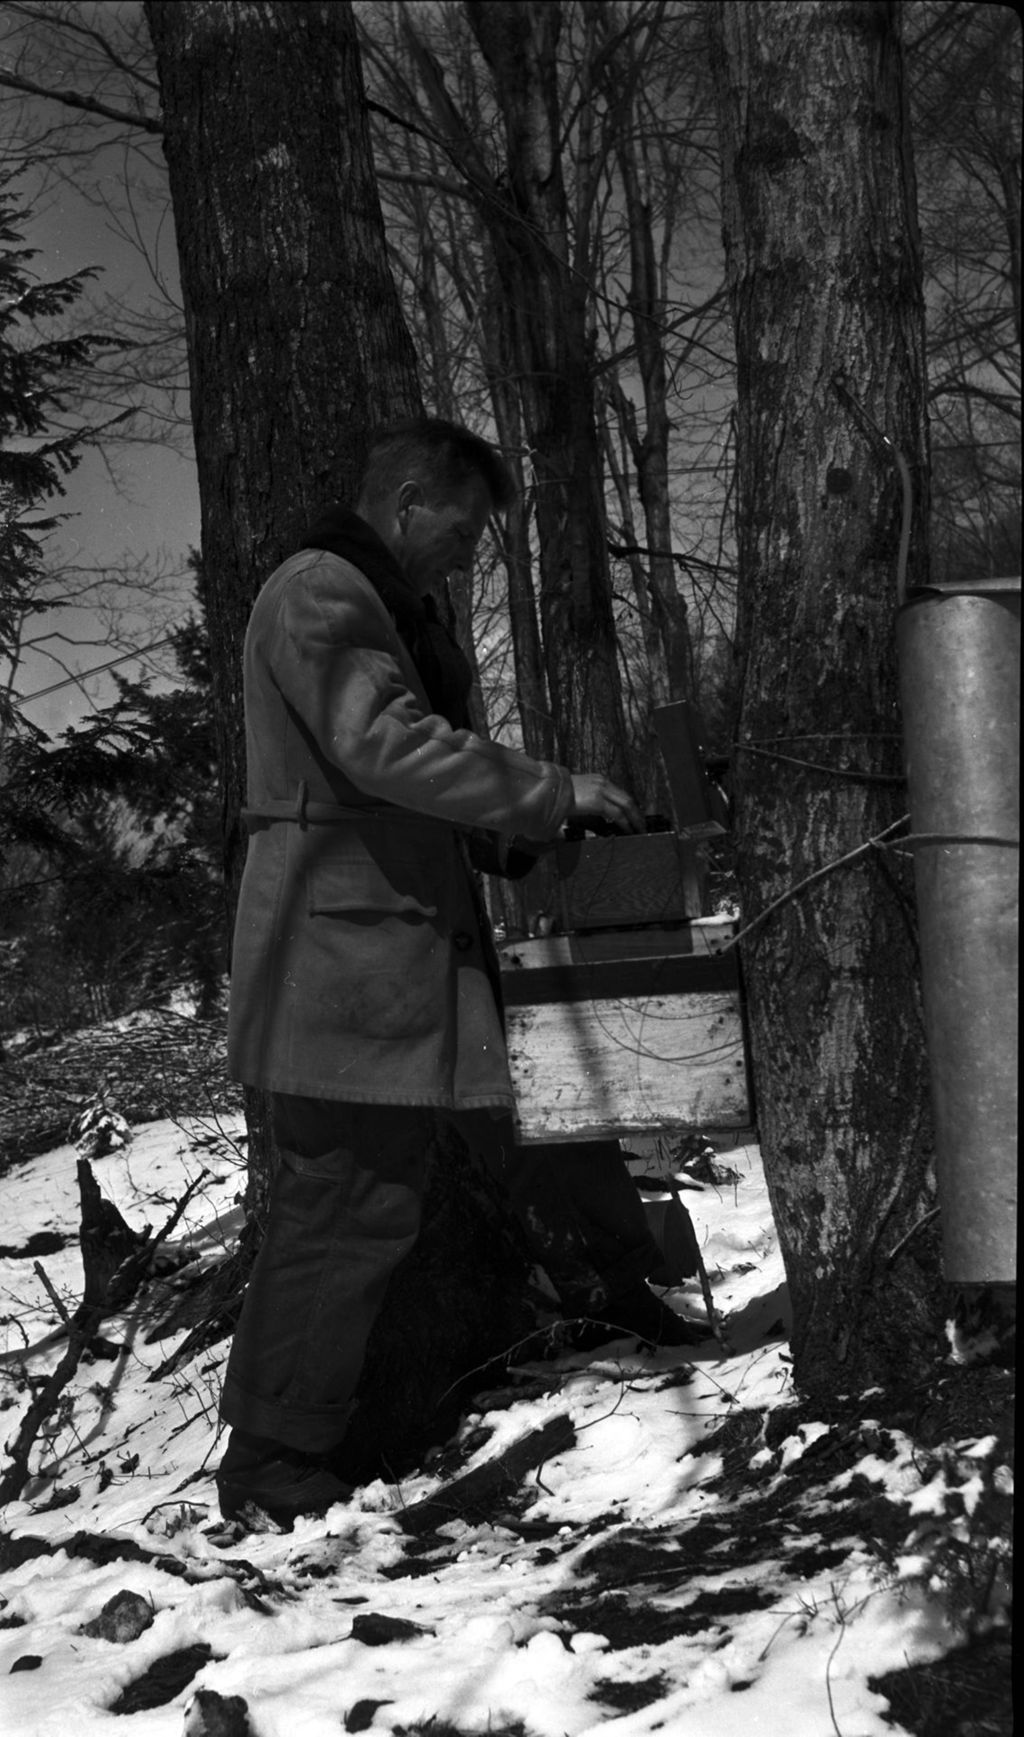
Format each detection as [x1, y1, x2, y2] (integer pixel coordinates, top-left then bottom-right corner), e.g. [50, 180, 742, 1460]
[502, 949, 738, 1007]
[506, 988, 750, 1143]
[500, 919, 735, 967]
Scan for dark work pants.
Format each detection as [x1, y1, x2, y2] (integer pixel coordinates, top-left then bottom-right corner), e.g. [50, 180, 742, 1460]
[220, 1095, 660, 1453]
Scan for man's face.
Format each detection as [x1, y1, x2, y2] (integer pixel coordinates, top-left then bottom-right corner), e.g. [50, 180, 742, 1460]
[394, 475, 493, 596]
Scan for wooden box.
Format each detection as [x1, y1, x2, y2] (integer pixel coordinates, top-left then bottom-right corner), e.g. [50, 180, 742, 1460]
[500, 922, 751, 1143]
[554, 832, 698, 930]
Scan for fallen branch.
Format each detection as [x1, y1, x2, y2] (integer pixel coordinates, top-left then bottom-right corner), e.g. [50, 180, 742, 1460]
[397, 1414, 576, 1537]
[146, 1243, 252, 1380]
[0, 1168, 209, 1507]
[32, 1262, 74, 1329]
[0, 1316, 95, 1506]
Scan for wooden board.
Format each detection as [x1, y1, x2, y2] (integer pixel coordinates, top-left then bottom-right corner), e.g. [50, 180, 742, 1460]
[501, 948, 738, 1008]
[499, 919, 735, 972]
[499, 922, 739, 1004]
[505, 987, 750, 1143]
[652, 700, 728, 838]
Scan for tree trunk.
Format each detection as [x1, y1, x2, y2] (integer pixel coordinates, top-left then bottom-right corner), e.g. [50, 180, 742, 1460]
[145, 0, 422, 951]
[595, 14, 694, 712]
[145, 1, 546, 1461]
[598, 380, 672, 818]
[709, 0, 945, 1398]
[466, 1, 632, 784]
[401, 1, 634, 788]
[478, 271, 555, 765]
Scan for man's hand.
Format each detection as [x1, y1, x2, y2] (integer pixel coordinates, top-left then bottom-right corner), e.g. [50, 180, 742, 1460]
[568, 774, 644, 834]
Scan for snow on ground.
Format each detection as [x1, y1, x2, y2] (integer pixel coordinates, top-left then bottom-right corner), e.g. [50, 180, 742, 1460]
[0, 1118, 990, 1736]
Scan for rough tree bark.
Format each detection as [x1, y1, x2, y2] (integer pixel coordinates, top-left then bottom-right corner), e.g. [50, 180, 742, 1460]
[709, 0, 945, 1398]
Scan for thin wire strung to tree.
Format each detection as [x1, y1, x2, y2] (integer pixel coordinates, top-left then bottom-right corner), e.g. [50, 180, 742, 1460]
[718, 814, 912, 955]
[733, 742, 907, 784]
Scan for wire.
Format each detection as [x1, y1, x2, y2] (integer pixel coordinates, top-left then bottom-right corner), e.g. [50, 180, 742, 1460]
[735, 742, 905, 785]
[10, 638, 179, 707]
[718, 814, 912, 954]
[889, 832, 1019, 852]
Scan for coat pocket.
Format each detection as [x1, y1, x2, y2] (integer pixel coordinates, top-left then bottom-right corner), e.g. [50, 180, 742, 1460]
[307, 855, 439, 920]
[303, 852, 445, 1043]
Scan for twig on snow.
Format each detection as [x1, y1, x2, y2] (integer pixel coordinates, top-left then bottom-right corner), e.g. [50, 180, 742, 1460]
[0, 1169, 209, 1507]
[32, 1262, 74, 1329]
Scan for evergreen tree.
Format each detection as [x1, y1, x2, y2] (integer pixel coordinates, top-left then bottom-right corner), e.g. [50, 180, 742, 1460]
[0, 178, 197, 1036]
[0, 173, 122, 752]
[1, 558, 223, 1031]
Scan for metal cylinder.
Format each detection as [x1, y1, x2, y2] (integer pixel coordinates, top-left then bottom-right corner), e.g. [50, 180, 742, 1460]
[896, 579, 1019, 1284]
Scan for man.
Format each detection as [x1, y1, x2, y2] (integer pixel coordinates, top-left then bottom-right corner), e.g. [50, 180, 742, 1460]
[218, 419, 700, 1528]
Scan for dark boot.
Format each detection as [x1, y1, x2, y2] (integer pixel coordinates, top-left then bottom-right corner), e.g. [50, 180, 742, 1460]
[216, 1429, 353, 1530]
[570, 1284, 714, 1351]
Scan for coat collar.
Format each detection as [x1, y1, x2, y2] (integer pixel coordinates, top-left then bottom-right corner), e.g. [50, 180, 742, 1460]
[300, 506, 473, 728]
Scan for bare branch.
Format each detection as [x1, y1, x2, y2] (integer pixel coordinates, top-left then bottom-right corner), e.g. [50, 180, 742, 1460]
[0, 66, 162, 132]
[33, 8, 161, 93]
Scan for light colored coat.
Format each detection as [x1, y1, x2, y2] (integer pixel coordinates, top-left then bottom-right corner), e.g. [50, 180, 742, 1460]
[226, 549, 573, 1109]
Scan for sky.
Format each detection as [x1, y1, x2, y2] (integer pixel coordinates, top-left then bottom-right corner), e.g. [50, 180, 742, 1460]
[7, 101, 201, 741]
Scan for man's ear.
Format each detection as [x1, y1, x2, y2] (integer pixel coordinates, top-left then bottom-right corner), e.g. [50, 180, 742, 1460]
[397, 480, 424, 517]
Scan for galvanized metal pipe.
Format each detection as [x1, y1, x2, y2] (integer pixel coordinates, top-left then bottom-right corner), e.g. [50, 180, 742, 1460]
[896, 580, 1019, 1284]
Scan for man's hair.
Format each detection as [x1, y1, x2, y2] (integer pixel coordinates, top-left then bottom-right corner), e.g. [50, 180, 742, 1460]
[356, 418, 516, 513]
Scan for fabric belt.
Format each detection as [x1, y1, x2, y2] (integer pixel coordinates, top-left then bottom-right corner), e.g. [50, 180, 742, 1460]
[241, 781, 440, 834]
